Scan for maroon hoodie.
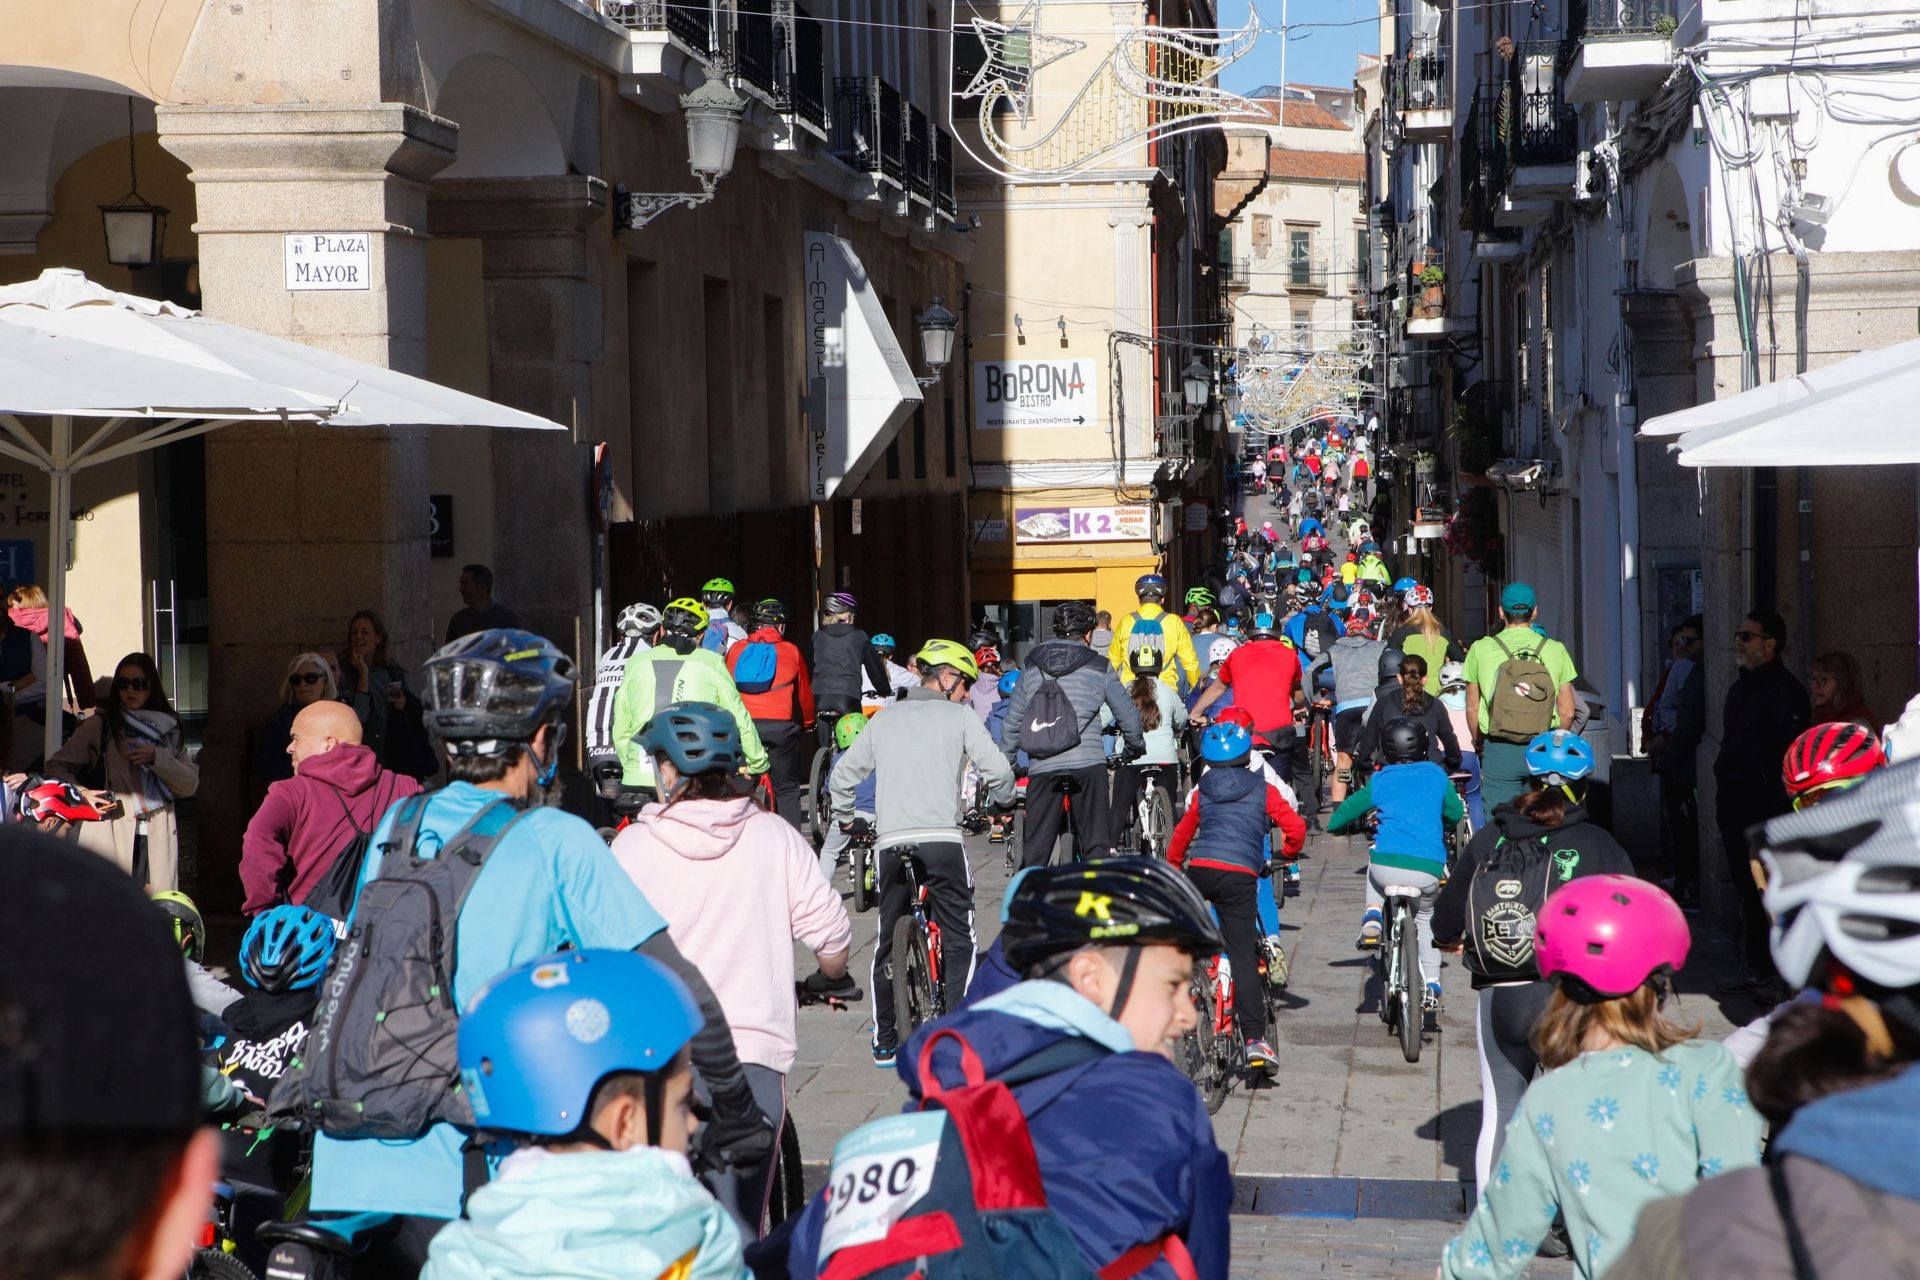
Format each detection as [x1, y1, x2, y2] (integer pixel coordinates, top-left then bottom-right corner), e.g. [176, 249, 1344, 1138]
[239, 742, 422, 915]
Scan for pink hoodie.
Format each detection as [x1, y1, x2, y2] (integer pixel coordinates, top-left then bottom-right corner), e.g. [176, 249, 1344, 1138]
[611, 796, 852, 1073]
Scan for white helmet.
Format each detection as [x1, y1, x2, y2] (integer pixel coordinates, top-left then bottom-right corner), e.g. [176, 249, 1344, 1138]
[1761, 758, 1920, 991]
[1438, 660, 1467, 691]
[616, 602, 663, 638]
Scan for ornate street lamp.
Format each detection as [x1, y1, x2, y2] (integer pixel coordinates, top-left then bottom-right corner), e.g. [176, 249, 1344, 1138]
[99, 98, 167, 267]
[619, 80, 749, 230]
[915, 297, 958, 386]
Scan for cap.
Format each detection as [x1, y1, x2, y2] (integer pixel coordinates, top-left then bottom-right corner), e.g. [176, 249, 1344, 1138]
[1500, 582, 1538, 612]
[0, 827, 200, 1133]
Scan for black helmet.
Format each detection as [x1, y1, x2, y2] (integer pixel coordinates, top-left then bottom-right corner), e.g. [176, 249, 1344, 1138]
[1001, 856, 1226, 973]
[1381, 717, 1429, 764]
[1377, 645, 1406, 683]
[1053, 600, 1098, 639]
[423, 629, 576, 749]
[751, 597, 787, 627]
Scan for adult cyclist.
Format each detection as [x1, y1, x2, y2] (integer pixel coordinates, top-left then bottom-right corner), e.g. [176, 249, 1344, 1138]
[1108, 574, 1201, 694]
[727, 598, 815, 829]
[612, 598, 767, 803]
[586, 602, 659, 804]
[304, 630, 771, 1270]
[829, 640, 1014, 1063]
[698, 577, 748, 655]
[810, 591, 891, 743]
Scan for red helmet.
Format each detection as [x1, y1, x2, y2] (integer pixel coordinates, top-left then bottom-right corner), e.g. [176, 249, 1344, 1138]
[1213, 706, 1256, 731]
[1782, 722, 1886, 800]
[973, 645, 1002, 669]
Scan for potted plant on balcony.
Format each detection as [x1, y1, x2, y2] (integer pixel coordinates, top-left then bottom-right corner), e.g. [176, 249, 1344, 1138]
[1653, 12, 1678, 37]
[1443, 486, 1504, 578]
[1418, 264, 1445, 314]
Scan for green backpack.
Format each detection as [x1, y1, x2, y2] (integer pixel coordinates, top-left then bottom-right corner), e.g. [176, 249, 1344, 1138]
[1485, 634, 1557, 743]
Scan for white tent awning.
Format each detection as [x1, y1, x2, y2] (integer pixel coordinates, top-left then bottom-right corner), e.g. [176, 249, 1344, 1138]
[1640, 336, 1920, 455]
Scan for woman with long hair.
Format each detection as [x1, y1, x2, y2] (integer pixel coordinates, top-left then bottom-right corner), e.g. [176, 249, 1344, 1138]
[1387, 584, 1462, 696]
[1432, 731, 1633, 1196]
[1355, 653, 1461, 773]
[339, 608, 410, 757]
[1438, 876, 1761, 1278]
[1107, 647, 1188, 849]
[45, 652, 198, 890]
[1808, 649, 1872, 727]
[252, 651, 338, 789]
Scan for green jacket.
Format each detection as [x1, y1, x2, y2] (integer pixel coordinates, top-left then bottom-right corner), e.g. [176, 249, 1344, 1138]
[612, 646, 769, 787]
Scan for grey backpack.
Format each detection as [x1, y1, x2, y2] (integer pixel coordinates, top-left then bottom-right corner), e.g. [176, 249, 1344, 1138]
[268, 795, 528, 1140]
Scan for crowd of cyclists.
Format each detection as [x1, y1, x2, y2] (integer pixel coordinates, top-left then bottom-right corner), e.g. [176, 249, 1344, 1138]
[18, 420, 1920, 1280]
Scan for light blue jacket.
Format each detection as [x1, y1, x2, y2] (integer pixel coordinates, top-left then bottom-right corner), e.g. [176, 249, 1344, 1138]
[423, 1148, 746, 1280]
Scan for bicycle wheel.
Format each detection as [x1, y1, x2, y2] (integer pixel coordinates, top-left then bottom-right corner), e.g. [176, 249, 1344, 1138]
[806, 746, 832, 846]
[891, 915, 938, 1036]
[851, 840, 873, 913]
[1176, 975, 1231, 1113]
[1144, 784, 1174, 857]
[188, 1250, 258, 1280]
[762, 1115, 807, 1233]
[1397, 901, 1423, 1063]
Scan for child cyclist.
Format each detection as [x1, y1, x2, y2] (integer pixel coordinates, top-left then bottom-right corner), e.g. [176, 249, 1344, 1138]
[814, 711, 877, 883]
[1200, 705, 1300, 973]
[760, 857, 1234, 1279]
[1327, 718, 1463, 1010]
[1167, 721, 1306, 1076]
[1438, 876, 1761, 1278]
[425, 949, 747, 1280]
[612, 701, 854, 1239]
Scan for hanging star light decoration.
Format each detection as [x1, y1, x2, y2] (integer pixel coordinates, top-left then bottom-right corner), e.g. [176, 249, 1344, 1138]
[959, 0, 1086, 124]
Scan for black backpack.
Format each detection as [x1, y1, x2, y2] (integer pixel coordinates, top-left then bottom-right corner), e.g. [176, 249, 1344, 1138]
[1021, 671, 1084, 759]
[301, 780, 396, 939]
[1463, 833, 1554, 982]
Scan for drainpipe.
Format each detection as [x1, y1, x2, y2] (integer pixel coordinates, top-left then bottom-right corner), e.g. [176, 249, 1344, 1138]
[1792, 241, 1813, 674]
[1613, 142, 1643, 734]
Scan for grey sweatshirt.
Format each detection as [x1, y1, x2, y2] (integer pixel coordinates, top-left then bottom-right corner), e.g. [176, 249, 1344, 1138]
[1307, 635, 1385, 712]
[828, 687, 1015, 852]
[998, 639, 1145, 774]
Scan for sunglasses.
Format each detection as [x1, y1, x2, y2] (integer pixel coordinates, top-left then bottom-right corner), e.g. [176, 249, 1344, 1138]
[1733, 630, 1767, 643]
[289, 672, 326, 687]
[114, 677, 150, 692]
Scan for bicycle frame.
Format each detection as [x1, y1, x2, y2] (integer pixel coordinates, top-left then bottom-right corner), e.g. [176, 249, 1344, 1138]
[898, 847, 943, 990]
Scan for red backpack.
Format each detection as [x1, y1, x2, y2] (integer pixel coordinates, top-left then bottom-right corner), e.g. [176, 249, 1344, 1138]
[803, 1030, 1197, 1280]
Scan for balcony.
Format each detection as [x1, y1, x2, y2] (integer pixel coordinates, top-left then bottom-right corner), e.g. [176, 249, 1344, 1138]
[771, 2, 828, 132]
[1387, 384, 1444, 449]
[606, 0, 714, 59]
[1460, 92, 1524, 258]
[728, 0, 776, 96]
[1564, 0, 1676, 102]
[1504, 44, 1579, 198]
[1287, 248, 1331, 293]
[1222, 258, 1252, 292]
[905, 104, 933, 204]
[1402, 242, 1450, 339]
[831, 76, 905, 186]
[1391, 39, 1453, 141]
[934, 128, 957, 220]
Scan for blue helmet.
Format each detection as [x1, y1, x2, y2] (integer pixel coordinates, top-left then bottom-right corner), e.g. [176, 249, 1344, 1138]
[1360, 542, 1380, 556]
[1200, 722, 1253, 765]
[1393, 577, 1419, 594]
[459, 949, 701, 1138]
[1526, 730, 1596, 787]
[1249, 611, 1277, 639]
[999, 669, 1020, 695]
[239, 905, 337, 993]
[1134, 573, 1169, 599]
[637, 701, 744, 777]
[871, 633, 897, 651]
[424, 628, 576, 748]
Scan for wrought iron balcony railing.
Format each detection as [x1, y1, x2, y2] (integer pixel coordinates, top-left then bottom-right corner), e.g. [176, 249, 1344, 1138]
[1569, 0, 1677, 39]
[1504, 42, 1579, 172]
[905, 103, 932, 203]
[605, 0, 713, 58]
[934, 128, 957, 218]
[772, 2, 827, 128]
[1390, 37, 1453, 113]
[831, 76, 905, 182]
[730, 0, 776, 94]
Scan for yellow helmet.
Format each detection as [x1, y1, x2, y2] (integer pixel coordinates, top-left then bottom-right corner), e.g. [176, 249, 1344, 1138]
[914, 639, 980, 681]
[662, 597, 711, 634]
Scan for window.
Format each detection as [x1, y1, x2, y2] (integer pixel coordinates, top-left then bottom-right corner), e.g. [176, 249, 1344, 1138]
[1354, 226, 1368, 287]
[1293, 310, 1312, 347]
[1288, 228, 1315, 286]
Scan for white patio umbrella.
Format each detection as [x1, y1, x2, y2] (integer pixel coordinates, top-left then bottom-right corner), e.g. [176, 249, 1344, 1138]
[0, 267, 565, 761]
[1639, 335, 1920, 451]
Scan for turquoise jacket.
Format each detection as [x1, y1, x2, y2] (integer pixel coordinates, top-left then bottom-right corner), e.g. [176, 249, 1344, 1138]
[423, 1148, 747, 1280]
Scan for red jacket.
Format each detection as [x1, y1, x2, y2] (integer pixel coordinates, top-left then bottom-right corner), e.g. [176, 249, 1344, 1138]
[239, 743, 421, 914]
[727, 628, 816, 727]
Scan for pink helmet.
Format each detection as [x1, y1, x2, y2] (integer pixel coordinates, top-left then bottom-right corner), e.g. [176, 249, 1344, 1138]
[1534, 875, 1690, 1000]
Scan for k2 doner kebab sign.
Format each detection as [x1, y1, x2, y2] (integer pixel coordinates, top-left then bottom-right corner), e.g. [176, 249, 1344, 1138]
[1015, 505, 1151, 543]
[973, 358, 1099, 429]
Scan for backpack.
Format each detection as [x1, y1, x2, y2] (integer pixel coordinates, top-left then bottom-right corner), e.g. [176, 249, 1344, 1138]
[1463, 833, 1555, 982]
[1485, 634, 1558, 743]
[732, 640, 781, 694]
[1125, 612, 1168, 669]
[1021, 669, 1084, 759]
[1300, 610, 1338, 658]
[300, 780, 395, 940]
[267, 796, 529, 1140]
[806, 1030, 1196, 1280]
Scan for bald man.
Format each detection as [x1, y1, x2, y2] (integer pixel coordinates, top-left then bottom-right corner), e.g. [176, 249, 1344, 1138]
[240, 698, 423, 916]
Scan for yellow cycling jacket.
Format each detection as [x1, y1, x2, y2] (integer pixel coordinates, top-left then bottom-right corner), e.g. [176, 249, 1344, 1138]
[1107, 603, 1201, 691]
[611, 645, 770, 787]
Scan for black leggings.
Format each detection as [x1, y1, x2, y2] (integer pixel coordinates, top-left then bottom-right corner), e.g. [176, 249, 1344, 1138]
[1474, 981, 1554, 1188]
[1186, 864, 1266, 1043]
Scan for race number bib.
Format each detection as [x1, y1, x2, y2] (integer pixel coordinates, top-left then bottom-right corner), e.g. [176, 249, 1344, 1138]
[817, 1111, 947, 1264]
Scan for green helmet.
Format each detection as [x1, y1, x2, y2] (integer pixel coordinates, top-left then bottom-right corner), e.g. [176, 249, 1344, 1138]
[834, 711, 870, 751]
[701, 577, 735, 600]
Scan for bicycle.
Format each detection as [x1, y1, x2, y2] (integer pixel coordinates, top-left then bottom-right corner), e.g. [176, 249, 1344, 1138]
[186, 1182, 256, 1280]
[1374, 883, 1429, 1063]
[803, 710, 846, 847]
[884, 844, 945, 1038]
[1122, 762, 1178, 857]
[844, 818, 876, 913]
[1173, 953, 1242, 1114]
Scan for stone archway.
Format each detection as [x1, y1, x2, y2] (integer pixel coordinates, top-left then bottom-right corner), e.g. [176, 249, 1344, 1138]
[433, 55, 569, 180]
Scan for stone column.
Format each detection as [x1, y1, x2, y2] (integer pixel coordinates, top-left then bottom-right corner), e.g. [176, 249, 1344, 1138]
[428, 176, 607, 670]
[1110, 203, 1152, 469]
[157, 104, 455, 907]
